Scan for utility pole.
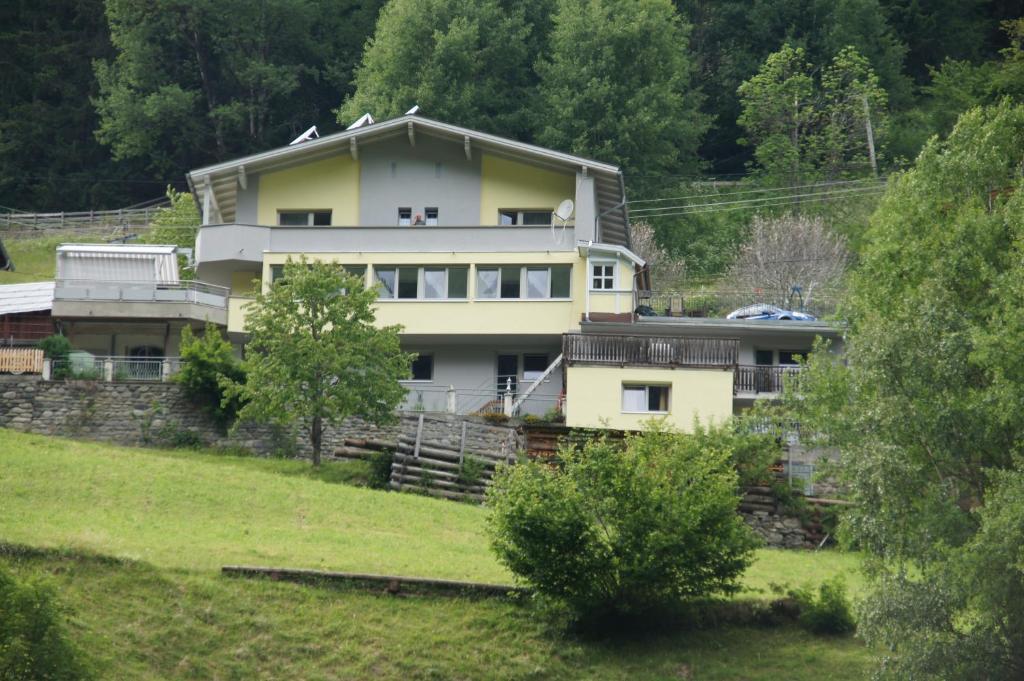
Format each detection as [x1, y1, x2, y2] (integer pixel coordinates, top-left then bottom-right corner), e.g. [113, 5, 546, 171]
[862, 93, 878, 178]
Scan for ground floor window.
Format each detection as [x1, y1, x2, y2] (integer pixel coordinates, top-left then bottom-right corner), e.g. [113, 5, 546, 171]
[409, 354, 433, 381]
[622, 384, 670, 413]
[522, 354, 548, 381]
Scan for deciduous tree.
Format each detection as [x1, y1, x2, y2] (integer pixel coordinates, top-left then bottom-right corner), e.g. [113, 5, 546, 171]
[228, 258, 411, 466]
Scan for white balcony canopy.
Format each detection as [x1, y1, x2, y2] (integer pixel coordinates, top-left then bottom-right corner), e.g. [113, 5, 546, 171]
[56, 244, 179, 284]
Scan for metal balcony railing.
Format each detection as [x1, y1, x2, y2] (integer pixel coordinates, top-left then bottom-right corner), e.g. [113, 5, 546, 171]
[636, 290, 838, 320]
[54, 279, 229, 308]
[563, 332, 738, 368]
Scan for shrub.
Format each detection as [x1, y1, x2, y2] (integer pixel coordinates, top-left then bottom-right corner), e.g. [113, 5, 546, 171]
[457, 456, 487, 489]
[0, 566, 92, 680]
[790, 577, 855, 635]
[487, 424, 759, 621]
[479, 412, 509, 424]
[176, 324, 246, 430]
[367, 450, 394, 489]
[38, 335, 72, 379]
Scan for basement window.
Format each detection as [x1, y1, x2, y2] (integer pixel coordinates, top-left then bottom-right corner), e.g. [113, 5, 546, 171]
[278, 210, 331, 226]
[622, 384, 670, 413]
[523, 354, 548, 381]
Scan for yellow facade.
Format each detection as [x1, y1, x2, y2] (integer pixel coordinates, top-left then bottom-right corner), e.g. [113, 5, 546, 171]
[256, 154, 360, 226]
[564, 365, 734, 432]
[229, 270, 261, 295]
[479, 154, 575, 225]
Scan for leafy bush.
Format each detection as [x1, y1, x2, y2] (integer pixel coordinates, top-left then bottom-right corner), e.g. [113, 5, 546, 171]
[367, 450, 394, 489]
[176, 324, 245, 430]
[790, 577, 855, 635]
[38, 335, 72, 379]
[479, 412, 509, 424]
[0, 566, 92, 680]
[487, 424, 759, 621]
[457, 456, 486, 488]
[155, 423, 204, 449]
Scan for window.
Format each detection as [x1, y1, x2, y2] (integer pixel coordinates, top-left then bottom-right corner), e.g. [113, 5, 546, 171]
[409, 354, 433, 381]
[477, 265, 571, 299]
[523, 354, 548, 381]
[278, 210, 331, 226]
[425, 208, 438, 226]
[498, 209, 554, 226]
[622, 384, 670, 413]
[778, 351, 808, 365]
[591, 262, 615, 290]
[270, 264, 285, 283]
[374, 266, 469, 300]
[398, 208, 412, 226]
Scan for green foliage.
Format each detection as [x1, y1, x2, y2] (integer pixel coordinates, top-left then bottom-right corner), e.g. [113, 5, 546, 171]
[227, 257, 412, 465]
[367, 450, 394, 490]
[140, 187, 200, 277]
[39, 335, 72, 380]
[738, 43, 887, 184]
[0, 565, 92, 680]
[487, 424, 758, 621]
[537, 0, 706, 195]
[176, 324, 245, 430]
[457, 456, 486, 489]
[789, 102, 1024, 678]
[95, 0, 385, 177]
[789, 577, 856, 635]
[339, 0, 537, 140]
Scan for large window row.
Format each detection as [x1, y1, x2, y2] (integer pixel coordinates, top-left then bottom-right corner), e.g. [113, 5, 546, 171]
[267, 263, 574, 300]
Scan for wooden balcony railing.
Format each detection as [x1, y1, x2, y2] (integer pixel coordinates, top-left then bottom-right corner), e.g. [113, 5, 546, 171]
[733, 365, 801, 395]
[563, 333, 738, 368]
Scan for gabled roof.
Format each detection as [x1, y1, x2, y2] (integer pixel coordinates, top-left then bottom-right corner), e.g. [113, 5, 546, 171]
[0, 281, 55, 316]
[186, 115, 630, 245]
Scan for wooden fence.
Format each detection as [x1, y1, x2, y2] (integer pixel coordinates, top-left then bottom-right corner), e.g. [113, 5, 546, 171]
[0, 347, 44, 374]
[562, 332, 738, 368]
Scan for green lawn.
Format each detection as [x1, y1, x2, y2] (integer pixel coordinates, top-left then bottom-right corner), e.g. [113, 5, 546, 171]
[0, 234, 105, 283]
[0, 429, 871, 679]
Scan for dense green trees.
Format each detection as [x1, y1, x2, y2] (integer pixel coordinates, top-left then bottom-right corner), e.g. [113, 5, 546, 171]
[791, 101, 1024, 678]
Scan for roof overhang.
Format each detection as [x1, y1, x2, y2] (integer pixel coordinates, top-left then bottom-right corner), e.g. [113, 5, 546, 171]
[186, 115, 630, 243]
[577, 240, 645, 267]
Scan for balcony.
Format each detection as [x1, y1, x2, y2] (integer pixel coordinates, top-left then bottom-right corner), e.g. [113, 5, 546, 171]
[53, 279, 229, 325]
[563, 332, 738, 368]
[733, 365, 801, 396]
[637, 290, 837, 320]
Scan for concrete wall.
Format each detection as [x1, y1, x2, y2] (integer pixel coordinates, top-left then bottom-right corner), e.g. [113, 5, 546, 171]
[565, 365, 734, 431]
[359, 136, 481, 226]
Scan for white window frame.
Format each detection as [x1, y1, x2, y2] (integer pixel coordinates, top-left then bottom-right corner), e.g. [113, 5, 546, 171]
[475, 265, 572, 300]
[497, 209, 554, 226]
[590, 260, 616, 290]
[398, 207, 412, 226]
[425, 207, 439, 226]
[621, 383, 671, 414]
[278, 210, 332, 226]
[373, 265, 468, 301]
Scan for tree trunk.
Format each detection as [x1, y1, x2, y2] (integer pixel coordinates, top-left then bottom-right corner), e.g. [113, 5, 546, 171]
[311, 415, 322, 467]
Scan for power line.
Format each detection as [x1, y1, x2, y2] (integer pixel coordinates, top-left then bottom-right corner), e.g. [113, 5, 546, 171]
[632, 186, 887, 219]
[627, 177, 885, 205]
[629, 184, 887, 216]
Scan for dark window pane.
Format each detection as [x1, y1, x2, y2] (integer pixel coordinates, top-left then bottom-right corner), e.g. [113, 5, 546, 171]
[312, 211, 331, 226]
[779, 351, 806, 365]
[755, 350, 774, 366]
[270, 265, 285, 283]
[551, 265, 571, 297]
[398, 267, 418, 298]
[500, 267, 521, 298]
[279, 212, 308, 226]
[522, 211, 552, 225]
[448, 267, 468, 298]
[411, 354, 433, 381]
[648, 386, 669, 411]
[499, 210, 517, 225]
[523, 354, 547, 380]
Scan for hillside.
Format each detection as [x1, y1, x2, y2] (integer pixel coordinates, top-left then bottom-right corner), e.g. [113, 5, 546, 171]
[0, 429, 869, 679]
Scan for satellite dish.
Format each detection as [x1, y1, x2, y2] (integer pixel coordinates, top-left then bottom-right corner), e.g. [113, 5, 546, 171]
[554, 199, 574, 222]
[405, 105, 421, 115]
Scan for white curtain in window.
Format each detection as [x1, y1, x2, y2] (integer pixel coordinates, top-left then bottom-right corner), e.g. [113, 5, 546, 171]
[622, 386, 646, 412]
[423, 269, 445, 299]
[526, 268, 549, 298]
[477, 269, 498, 298]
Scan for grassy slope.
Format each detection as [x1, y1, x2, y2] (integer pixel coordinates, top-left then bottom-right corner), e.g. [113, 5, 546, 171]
[0, 429, 870, 679]
[0, 234, 110, 284]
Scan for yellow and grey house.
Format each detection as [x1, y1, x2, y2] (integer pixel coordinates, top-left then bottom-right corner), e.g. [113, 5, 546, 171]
[185, 113, 654, 419]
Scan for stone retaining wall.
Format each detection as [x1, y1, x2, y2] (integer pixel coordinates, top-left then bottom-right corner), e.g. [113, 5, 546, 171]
[0, 377, 517, 459]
